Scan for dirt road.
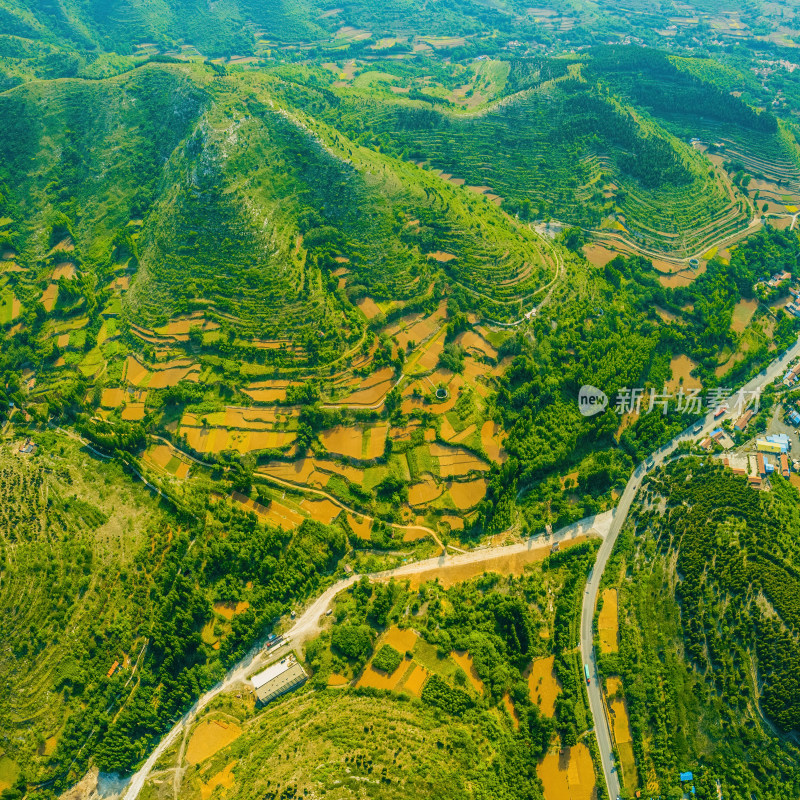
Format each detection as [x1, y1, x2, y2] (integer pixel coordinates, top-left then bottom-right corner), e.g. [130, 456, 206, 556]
[120, 508, 612, 800]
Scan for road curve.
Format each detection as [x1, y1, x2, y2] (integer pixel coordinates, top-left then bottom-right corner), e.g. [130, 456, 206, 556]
[582, 334, 800, 799]
[121, 508, 613, 800]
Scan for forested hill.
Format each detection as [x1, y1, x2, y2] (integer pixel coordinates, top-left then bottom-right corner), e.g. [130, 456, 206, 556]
[607, 459, 800, 797]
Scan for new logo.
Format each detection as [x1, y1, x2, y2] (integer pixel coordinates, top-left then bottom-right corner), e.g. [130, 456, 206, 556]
[578, 385, 608, 417]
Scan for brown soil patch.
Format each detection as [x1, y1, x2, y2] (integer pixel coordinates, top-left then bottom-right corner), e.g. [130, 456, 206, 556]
[347, 513, 372, 540]
[431, 443, 489, 477]
[536, 743, 596, 800]
[320, 426, 363, 460]
[451, 651, 484, 694]
[299, 498, 341, 524]
[42, 284, 58, 312]
[657, 262, 706, 288]
[606, 676, 637, 791]
[200, 760, 237, 800]
[101, 388, 125, 408]
[214, 600, 250, 621]
[598, 588, 619, 654]
[327, 673, 349, 687]
[121, 403, 145, 421]
[409, 476, 443, 506]
[666, 354, 701, 392]
[402, 664, 429, 697]
[144, 444, 174, 471]
[480, 420, 506, 462]
[364, 424, 389, 458]
[407, 536, 588, 589]
[447, 478, 487, 509]
[357, 297, 382, 319]
[454, 331, 498, 360]
[582, 244, 618, 267]
[441, 514, 465, 531]
[356, 659, 408, 691]
[185, 720, 242, 766]
[383, 626, 419, 654]
[732, 297, 758, 333]
[261, 459, 317, 484]
[427, 251, 457, 263]
[52, 262, 76, 280]
[527, 655, 561, 717]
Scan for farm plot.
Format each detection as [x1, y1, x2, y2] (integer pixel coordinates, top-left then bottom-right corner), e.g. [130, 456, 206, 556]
[121, 403, 145, 421]
[124, 356, 200, 388]
[347, 513, 372, 540]
[299, 498, 341, 524]
[430, 443, 489, 477]
[243, 380, 295, 402]
[320, 426, 364, 460]
[409, 476, 443, 506]
[536, 743, 596, 800]
[333, 367, 395, 406]
[598, 588, 619, 654]
[480, 421, 506, 462]
[447, 478, 487, 509]
[454, 330, 498, 361]
[527, 655, 561, 717]
[143, 444, 190, 479]
[606, 676, 637, 791]
[100, 388, 126, 408]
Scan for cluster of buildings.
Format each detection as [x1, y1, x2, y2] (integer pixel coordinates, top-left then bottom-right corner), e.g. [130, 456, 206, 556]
[786, 286, 800, 318]
[781, 360, 800, 386]
[724, 434, 796, 488]
[700, 427, 735, 451]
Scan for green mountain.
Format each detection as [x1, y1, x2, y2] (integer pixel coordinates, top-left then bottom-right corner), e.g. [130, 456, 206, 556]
[600, 460, 800, 797]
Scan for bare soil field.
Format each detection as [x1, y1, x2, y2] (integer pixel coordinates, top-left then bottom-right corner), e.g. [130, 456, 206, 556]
[101, 388, 126, 408]
[527, 655, 561, 717]
[185, 719, 242, 766]
[384, 626, 419, 654]
[606, 676, 637, 791]
[121, 403, 145, 421]
[320, 426, 364, 460]
[357, 297, 382, 319]
[401, 664, 429, 697]
[454, 330, 498, 360]
[583, 244, 618, 267]
[666, 354, 701, 392]
[597, 588, 619, 654]
[299, 498, 341, 524]
[364, 423, 390, 458]
[200, 761, 237, 800]
[502, 693, 520, 728]
[347, 513, 372, 540]
[536, 743, 596, 800]
[409, 476, 443, 506]
[213, 601, 250, 621]
[481, 420, 506, 462]
[447, 478, 487, 509]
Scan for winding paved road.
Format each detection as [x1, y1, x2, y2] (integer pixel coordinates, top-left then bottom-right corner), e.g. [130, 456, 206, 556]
[582, 334, 800, 799]
[115, 336, 800, 800]
[121, 509, 613, 800]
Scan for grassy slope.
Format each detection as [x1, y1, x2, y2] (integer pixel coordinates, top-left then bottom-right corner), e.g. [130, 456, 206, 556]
[0, 433, 170, 785]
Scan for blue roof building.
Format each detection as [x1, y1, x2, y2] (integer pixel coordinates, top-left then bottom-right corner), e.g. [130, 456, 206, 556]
[680, 771, 694, 782]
